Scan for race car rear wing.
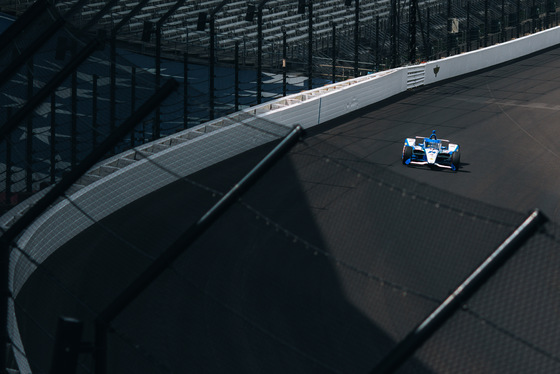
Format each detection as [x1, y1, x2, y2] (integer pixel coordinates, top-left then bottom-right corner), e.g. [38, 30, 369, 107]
[415, 136, 450, 142]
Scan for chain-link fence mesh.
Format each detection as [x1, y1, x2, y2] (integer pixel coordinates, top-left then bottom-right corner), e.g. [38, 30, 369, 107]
[2, 1, 560, 373]
[2, 0, 560, 210]
[11, 128, 556, 373]
[398, 220, 560, 374]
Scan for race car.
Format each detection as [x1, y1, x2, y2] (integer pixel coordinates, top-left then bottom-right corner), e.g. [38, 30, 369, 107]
[402, 130, 461, 171]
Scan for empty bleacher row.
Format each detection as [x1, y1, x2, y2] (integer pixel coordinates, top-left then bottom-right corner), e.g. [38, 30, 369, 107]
[2, 0, 549, 72]
[3, 0, 445, 60]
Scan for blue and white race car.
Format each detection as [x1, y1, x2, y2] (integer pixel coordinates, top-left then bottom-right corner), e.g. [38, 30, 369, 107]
[402, 130, 461, 171]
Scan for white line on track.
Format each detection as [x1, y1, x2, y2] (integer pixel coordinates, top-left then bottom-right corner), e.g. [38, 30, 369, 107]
[486, 84, 560, 161]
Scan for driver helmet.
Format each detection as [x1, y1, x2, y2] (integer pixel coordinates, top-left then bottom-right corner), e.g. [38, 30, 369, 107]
[430, 130, 437, 140]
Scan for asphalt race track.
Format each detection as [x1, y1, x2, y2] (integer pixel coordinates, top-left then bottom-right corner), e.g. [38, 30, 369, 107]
[14, 45, 560, 374]
[311, 48, 560, 222]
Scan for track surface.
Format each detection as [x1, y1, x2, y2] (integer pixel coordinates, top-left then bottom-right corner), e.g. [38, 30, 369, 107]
[313, 48, 560, 221]
[15, 46, 560, 373]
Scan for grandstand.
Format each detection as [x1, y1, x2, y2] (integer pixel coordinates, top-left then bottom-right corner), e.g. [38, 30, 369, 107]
[3, 0, 548, 71]
[2, 1, 560, 373]
[4, 0, 400, 50]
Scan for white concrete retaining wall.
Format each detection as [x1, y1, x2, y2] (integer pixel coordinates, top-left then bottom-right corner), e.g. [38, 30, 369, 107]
[423, 26, 560, 84]
[6, 26, 560, 373]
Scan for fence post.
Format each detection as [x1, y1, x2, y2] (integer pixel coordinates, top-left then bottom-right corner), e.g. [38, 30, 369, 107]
[184, 52, 189, 129]
[354, 0, 360, 77]
[0, 38, 102, 143]
[283, 29, 288, 95]
[1, 79, 178, 374]
[94, 124, 305, 374]
[370, 209, 548, 374]
[332, 21, 336, 82]
[409, 0, 417, 63]
[5, 108, 13, 206]
[50, 94, 56, 185]
[235, 41, 240, 111]
[308, 0, 313, 89]
[49, 317, 84, 374]
[71, 70, 78, 168]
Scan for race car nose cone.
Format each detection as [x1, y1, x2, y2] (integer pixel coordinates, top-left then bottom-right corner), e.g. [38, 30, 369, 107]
[426, 150, 438, 164]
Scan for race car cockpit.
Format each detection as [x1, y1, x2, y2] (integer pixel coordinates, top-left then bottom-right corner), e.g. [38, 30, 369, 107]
[424, 139, 441, 150]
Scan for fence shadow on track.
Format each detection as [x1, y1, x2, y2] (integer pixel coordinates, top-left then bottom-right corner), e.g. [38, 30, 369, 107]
[12, 129, 560, 373]
[4, 0, 560, 372]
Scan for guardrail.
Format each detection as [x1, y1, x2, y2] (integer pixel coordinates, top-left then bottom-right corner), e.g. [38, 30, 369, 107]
[5, 24, 560, 374]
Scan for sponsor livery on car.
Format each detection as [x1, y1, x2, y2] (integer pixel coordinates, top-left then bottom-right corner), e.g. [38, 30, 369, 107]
[401, 130, 461, 171]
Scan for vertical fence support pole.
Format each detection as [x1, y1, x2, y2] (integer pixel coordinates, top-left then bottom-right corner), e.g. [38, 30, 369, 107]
[354, 0, 359, 77]
[5, 108, 12, 205]
[332, 21, 336, 82]
[446, 0, 452, 56]
[209, 17, 215, 120]
[517, 0, 521, 38]
[26, 58, 34, 194]
[257, 5, 263, 104]
[110, 33, 116, 135]
[92, 74, 98, 148]
[375, 16, 379, 71]
[308, 0, 313, 90]
[50, 94, 56, 185]
[6, 134, 12, 205]
[501, 0, 506, 41]
[484, 0, 489, 47]
[427, 7, 431, 60]
[49, 317, 84, 374]
[409, 0, 417, 64]
[235, 41, 240, 111]
[183, 52, 188, 130]
[130, 67, 136, 147]
[0, 79, 177, 374]
[154, 25, 162, 140]
[283, 29, 287, 95]
[467, 2, 471, 52]
[71, 70, 77, 168]
[390, 0, 397, 68]
[370, 209, 548, 374]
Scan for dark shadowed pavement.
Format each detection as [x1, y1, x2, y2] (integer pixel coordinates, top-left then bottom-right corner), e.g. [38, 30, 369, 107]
[15, 46, 560, 373]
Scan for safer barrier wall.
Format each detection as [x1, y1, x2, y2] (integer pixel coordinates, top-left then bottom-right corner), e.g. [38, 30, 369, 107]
[423, 26, 560, 84]
[6, 25, 560, 373]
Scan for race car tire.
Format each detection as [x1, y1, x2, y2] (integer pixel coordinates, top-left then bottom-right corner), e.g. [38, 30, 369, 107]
[402, 146, 413, 165]
[452, 151, 461, 171]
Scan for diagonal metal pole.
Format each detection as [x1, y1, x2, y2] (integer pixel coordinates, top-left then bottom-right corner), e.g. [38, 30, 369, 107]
[82, 0, 120, 32]
[0, 17, 66, 89]
[94, 123, 305, 374]
[370, 208, 548, 374]
[0, 78, 178, 374]
[0, 0, 50, 54]
[0, 38, 101, 143]
[1, 77, 177, 241]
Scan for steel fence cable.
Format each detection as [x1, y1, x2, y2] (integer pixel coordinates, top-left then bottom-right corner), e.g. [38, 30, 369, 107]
[464, 307, 560, 365]
[299, 138, 519, 229]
